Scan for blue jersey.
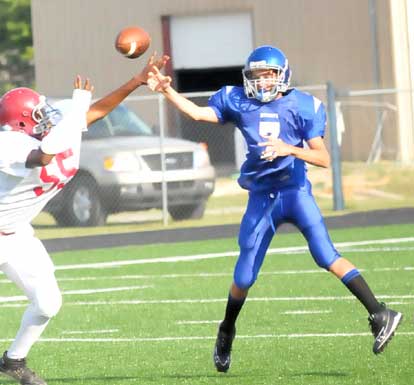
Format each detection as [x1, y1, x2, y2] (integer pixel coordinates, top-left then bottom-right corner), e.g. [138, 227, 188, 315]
[208, 86, 326, 192]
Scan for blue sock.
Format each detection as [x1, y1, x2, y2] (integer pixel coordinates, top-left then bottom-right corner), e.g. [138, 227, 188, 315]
[341, 268, 360, 284]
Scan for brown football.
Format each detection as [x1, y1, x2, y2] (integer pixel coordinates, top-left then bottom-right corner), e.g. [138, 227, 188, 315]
[114, 26, 151, 59]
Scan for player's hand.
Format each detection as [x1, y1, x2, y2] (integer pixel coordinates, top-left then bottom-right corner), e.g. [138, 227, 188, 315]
[73, 75, 94, 93]
[147, 66, 172, 92]
[258, 136, 292, 161]
[136, 52, 170, 85]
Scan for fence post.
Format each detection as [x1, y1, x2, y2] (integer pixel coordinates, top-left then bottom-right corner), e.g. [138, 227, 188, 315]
[326, 82, 345, 210]
[158, 94, 169, 226]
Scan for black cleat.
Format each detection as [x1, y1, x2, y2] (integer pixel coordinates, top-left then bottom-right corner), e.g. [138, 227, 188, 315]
[213, 322, 236, 373]
[0, 351, 47, 385]
[368, 304, 403, 354]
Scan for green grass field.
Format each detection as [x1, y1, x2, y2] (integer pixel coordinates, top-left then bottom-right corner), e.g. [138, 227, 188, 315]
[1, 223, 414, 384]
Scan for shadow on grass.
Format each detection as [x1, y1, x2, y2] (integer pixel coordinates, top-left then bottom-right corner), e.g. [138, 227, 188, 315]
[291, 371, 349, 378]
[44, 373, 243, 383]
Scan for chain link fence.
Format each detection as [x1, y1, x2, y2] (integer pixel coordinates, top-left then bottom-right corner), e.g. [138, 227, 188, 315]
[40, 85, 414, 228]
[320, 86, 414, 213]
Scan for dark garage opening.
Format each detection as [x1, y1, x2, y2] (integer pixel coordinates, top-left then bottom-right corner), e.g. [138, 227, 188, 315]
[171, 66, 243, 174]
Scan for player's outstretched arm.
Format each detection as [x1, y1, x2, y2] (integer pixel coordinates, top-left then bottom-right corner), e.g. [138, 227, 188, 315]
[86, 53, 169, 126]
[147, 66, 218, 123]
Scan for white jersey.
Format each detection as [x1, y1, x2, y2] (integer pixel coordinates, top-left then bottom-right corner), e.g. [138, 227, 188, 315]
[0, 89, 91, 233]
[0, 131, 81, 233]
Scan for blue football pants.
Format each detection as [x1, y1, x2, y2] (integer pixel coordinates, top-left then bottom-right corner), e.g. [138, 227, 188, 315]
[234, 182, 340, 290]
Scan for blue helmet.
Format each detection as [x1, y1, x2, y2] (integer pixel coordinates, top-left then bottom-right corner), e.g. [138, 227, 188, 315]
[242, 45, 291, 102]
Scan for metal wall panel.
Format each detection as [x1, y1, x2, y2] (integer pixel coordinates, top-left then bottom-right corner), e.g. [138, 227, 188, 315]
[31, 0, 396, 160]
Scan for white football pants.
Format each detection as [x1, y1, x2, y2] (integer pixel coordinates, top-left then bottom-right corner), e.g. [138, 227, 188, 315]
[0, 227, 62, 359]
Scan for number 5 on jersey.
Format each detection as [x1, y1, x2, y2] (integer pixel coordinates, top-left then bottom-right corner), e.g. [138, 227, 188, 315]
[259, 113, 280, 139]
[33, 149, 78, 196]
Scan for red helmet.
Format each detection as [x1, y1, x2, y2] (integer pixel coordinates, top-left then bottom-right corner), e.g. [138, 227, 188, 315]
[0, 87, 54, 138]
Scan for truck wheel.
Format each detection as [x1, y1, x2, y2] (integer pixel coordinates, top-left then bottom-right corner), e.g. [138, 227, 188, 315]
[55, 176, 107, 227]
[168, 201, 206, 221]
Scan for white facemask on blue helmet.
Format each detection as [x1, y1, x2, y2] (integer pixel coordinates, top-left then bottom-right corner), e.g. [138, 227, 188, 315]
[243, 45, 292, 103]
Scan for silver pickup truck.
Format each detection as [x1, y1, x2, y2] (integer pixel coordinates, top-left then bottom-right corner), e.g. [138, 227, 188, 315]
[44, 104, 215, 226]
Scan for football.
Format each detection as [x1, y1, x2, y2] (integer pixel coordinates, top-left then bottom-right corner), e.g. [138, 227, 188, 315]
[114, 26, 151, 59]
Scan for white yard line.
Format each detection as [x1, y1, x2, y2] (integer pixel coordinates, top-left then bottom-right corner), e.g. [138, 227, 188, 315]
[177, 310, 333, 323]
[60, 293, 414, 306]
[62, 329, 119, 335]
[176, 320, 221, 325]
[51, 266, 412, 281]
[0, 331, 412, 343]
[0, 265, 410, 285]
[0, 285, 151, 303]
[2, 294, 413, 308]
[63, 286, 152, 295]
[52, 237, 414, 271]
[345, 246, 414, 253]
[281, 310, 333, 315]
